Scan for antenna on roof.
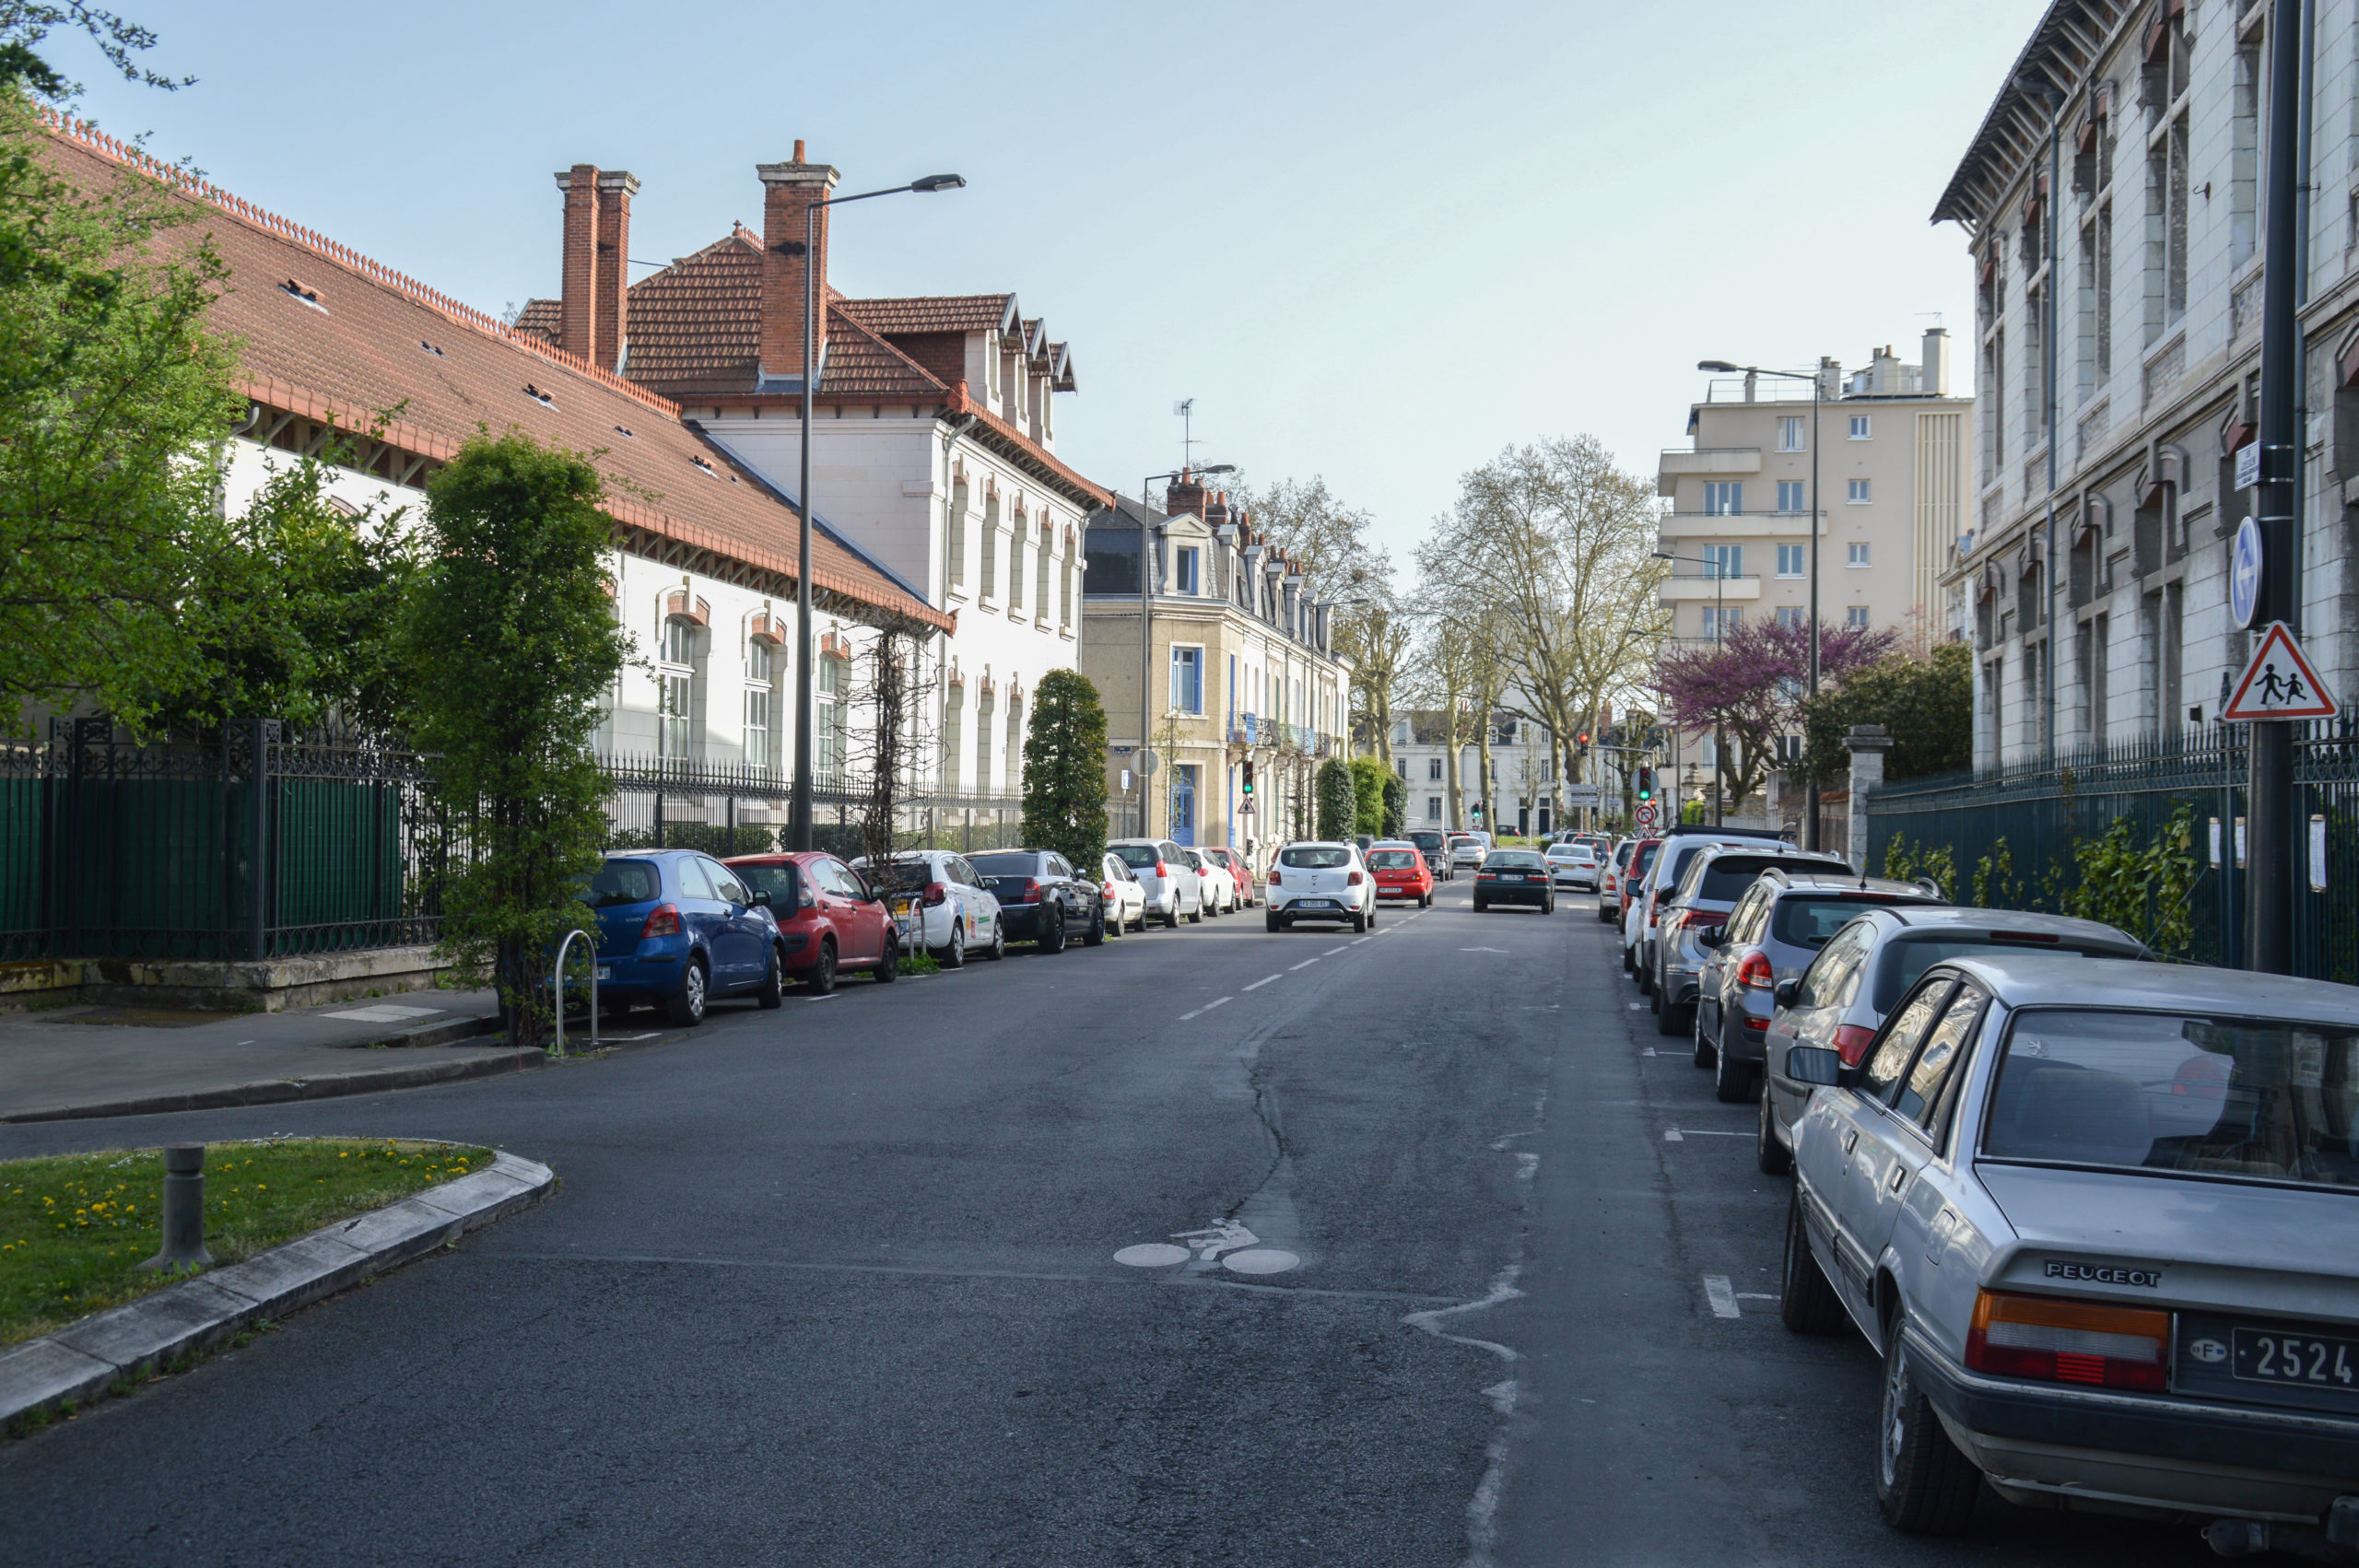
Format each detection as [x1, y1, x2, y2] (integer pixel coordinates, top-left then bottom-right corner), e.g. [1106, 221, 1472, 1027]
[1173, 398, 1199, 468]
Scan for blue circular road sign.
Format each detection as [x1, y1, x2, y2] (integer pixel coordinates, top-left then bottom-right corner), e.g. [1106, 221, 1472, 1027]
[2231, 516, 2263, 629]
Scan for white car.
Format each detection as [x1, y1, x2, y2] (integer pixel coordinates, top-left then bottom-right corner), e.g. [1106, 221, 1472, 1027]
[1108, 838, 1204, 927]
[1543, 839, 1599, 891]
[1185, 848, 1237, 915]
[1265, 841, 1378, 932]
[1097, 852, 1147, 934]
[1449, 831, 1493, 872]
[856, 850, 1003, 967]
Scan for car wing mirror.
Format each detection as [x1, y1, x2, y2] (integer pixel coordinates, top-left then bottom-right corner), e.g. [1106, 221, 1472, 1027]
[750, 889, 772, 909]
[1699, 926, 1723, 949]
[1774, 977, 1800, 1008]
[1786, 1046, 1842, 1087]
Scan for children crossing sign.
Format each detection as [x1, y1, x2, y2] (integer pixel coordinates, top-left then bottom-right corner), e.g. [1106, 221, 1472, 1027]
[2222, 622, 2340, 722]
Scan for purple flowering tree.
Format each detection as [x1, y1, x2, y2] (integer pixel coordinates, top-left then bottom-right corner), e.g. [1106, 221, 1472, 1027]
[1654, 618, 1895, 813]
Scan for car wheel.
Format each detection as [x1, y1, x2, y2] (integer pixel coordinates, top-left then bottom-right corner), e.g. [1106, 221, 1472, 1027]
[1780, 1187, 1848, 1335]
[1351, 907, 1367, 933]
[1543, 896, 1555, 915]
[873, 933, 899, 982]
[1622, 943, 1635, 975]
[935, 923, 967, 969]
[1186, 899, 1203, 924]
[1041, 909, 1067, 954]
[1713, 1032, 1755, 1103]
[1367, 901, 1379, 929]
[756, 944, 784, 1010]
[1876, 1315, 1981, 1535]
[666, 955, 709, 1026]
[1265, 911, 1282, 932]
[985, 923, 1006, 960]
[1162, 901, 1180, 930]
[1692, 1008, 1716, 1067]
[1756, 1085, 1792, 1175]
[1420, 892, 1431, 908]
[806, 939, 838, 995]
[1084, 904, 1107, 946]
[1473, 897, 1487, 913]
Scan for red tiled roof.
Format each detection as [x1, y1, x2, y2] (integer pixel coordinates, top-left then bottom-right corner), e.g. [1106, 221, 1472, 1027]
[817, 309, 953, 399]
[511, 296, 560, 343]
[836, 293, 1015, 336]
[616, 229, 763, 399]
[35, 111, 949, 634]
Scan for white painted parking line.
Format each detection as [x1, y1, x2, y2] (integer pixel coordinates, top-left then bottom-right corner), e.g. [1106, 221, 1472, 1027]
[1704, 1275, 1740, 1318]
[1243, 975, 1282, 991]
[1177, 996, 1233, 1022]
[1663, 1128, 1749, 1141]
[1641, 1047, 1657, 1057]
[1626, 1002, 1644, 1010]
[1289, 958, 1320, 971]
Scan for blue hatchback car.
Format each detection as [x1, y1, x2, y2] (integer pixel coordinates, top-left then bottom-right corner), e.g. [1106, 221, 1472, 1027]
[583, 849, 785, 1025]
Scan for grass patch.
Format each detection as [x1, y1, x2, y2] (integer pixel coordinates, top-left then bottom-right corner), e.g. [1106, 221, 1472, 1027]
[0, 1138, 491, 1348]
[898, 950, 942, 976]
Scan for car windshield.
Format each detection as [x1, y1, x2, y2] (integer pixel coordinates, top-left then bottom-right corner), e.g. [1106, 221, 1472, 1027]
[1770, 896, 1893, 949]
[1985, 1009, 2359, 1191]
[734, 861, 798, 905]
[968, 853, 1038, 878]
[1369, 849, 1419, 870]
[1280, 847, 1351, 869]
[1631, 842, 1661, 879]
[584, 860, 662, 907]
[1485, 851, 1546, 870]
[1873, 935, 2131, 1012]
[1111, 844, 1160, 869]
[871, 860, 934, 893]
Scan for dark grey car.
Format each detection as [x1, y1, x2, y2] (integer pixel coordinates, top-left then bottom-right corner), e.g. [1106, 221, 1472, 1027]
[1693, 869, 1946, 1101]
[1650, 844, 1849, 1036]
[1753, 905, 2148, 1175]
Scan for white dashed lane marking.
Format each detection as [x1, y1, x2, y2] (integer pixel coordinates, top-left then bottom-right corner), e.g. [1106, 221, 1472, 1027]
[1178, 997, 1233, 1022]
[1289, 959, 1320, 971]
[1243, 975, 1281, 991]
[1663, 1128, 1750, 1141]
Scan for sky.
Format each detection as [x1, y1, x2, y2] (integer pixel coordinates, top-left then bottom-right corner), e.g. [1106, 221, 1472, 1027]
[62, 0, 2048, 570]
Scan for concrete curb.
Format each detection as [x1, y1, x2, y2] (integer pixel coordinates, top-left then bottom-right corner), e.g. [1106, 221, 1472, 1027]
[0, 1150, 553, 1434]
[1, 1043, 546, 1125]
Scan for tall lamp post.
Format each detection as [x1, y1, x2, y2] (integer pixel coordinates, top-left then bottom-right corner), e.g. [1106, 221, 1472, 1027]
[1653, 549, 1734, 825]
[788, 170, 966, 851]
[1698, 357, 1824, 849]
[1138, 465, 1234, 839]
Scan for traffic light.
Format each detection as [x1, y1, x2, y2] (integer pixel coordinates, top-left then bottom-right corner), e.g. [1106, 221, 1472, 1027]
[1636, 766, 1653, 802]
[1576, 731, 1590, 747]
[1241, 760, 1255, 796]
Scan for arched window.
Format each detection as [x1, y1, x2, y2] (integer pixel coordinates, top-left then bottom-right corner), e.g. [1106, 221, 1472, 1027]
[744, 637, 779, 773]
[658, 614, 701, 760]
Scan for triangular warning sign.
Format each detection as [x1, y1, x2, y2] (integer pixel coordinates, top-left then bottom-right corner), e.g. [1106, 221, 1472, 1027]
[2223, 621, 2340, 722]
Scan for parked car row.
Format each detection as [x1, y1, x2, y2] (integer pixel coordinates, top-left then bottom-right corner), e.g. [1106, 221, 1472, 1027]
[578, 838, 1268, 1024]
[1598, 823, 2359, 1555]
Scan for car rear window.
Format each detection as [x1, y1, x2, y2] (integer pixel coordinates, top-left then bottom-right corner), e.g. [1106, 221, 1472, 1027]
[1369, 849, 1419, 870]
[1408, 831, 1445, 850]
[1769, 895, 1893, 949]
[1985, 1009, 2359, 1190]
[968, 852, 1039, 878]
[1112, 845, 1160, 870]
[585, 860, 662, 907]
[1281, 847, 1351, 869]
[1696, 857, 1841, 901]
[734, 861, 798, 907]
[1872, 933, 2134, 1012]
[1485, 851, 1546, 870]
[872, 860, 934, 893]
[1631, 842, 1660, 878]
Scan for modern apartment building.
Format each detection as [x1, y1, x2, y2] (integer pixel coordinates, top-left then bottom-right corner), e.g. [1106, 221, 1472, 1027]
[1081, 474, 1352, 853]
[1941, 0, 2359, 767]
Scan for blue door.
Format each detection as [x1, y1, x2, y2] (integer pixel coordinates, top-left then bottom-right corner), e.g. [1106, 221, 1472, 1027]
[1171, 764, 1198, 846]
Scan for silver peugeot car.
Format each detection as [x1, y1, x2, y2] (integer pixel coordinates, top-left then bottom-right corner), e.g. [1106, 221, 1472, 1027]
[1780, 953, 2359, 1549]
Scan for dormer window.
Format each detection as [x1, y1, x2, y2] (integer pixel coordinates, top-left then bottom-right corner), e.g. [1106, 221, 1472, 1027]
[1175, 546, 1199, 595]
[279, 279, 325, 312]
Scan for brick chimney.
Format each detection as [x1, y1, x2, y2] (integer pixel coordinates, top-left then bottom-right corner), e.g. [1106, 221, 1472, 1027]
[1164, 468, 1208, 519]
[556, 165, 638, 372]
[757, 140, 839, 391]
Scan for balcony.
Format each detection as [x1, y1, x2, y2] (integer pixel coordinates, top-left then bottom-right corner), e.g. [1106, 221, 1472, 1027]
[1658, 509, 1822, 540]
[1655, 447, 1761, 496]
[1656, 568, 1762, 603]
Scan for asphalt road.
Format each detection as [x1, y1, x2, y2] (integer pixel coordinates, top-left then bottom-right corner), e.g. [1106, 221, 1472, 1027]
[0, 878, 2236, 1565]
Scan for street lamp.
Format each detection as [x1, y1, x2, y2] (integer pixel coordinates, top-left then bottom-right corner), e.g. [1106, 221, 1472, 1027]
[1654, 548, 1733, 826]
[789, 170, 966, 851]
[1138, 464, 1234, 839]
[1698, 356, 1825, 850]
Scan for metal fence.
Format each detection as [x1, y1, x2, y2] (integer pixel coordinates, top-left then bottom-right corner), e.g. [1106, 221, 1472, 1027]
[1860, 723, 2359, 981]
[597, 754, 1028, 859]
[1, 718, 449, 963]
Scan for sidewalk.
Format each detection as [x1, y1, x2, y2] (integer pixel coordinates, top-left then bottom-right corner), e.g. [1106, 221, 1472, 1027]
[0, 989, 545, 1123]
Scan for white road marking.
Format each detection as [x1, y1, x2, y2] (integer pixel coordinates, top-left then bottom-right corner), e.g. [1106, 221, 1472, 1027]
[1460, 946, 1508, 954]
[1350, 937, 1372, 945]
[1222, 1248, 1302, 1275]
[1735, 1292, 1780, 1301]
[1641, 1047, 1657, 1057]
[1664, 1128, 1749, 1141]
[1176, 996, 1233, 1022]
[1626, 1002, 1645, 1010]
[1515, 1153, 1539, 1181]
[1323, 946, 1350, 955]
[1243, 975, 1281, 991]
[1289, 958, 1320, 971]
[1113, 1244, 1191, 1268]
[804, 993, 840, 1002]
[1375, 924, 1396, 934]
[1704, 1275, 1741, 1318]
[323, 1004, 443, 1023]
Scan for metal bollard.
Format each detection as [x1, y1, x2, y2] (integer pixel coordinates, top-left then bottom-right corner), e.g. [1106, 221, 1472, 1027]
[140, 1142, 213, 1271]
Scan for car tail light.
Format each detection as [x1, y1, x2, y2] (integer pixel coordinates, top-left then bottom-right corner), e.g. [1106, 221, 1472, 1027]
[1679, 908, 1718, 930]
[1966, 1290, 2167, 1392]
[1832, 1024, 1878, 1066]
[1736, 952, 1775, 989]
[1267, 868, 1280, 886]
[1648, 902, 1663, 928]
[1019, 879, 1042, 904]
[1347, 870, 1364, 885]
[922, 881, 948, 907]
[1155, 860, 1168, 878]
[640, 903, 682, 939]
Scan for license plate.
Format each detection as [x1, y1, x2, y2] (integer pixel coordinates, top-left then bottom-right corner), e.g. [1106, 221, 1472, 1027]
[1298, 899, 1333, 908]
[595, 965, 611, 980]
[2233, 1328, 2359, 1392]
[1503, 873, 1528, 881]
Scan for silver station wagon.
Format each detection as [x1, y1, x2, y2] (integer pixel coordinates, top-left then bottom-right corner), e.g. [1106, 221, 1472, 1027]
[1780, 953, 2359, 1551]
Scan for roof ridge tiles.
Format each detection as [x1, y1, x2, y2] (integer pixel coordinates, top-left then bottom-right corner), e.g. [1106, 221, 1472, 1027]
[36, 105, 682, 421]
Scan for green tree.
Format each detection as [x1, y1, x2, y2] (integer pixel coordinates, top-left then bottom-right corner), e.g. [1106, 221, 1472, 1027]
[1379, 770, 1406, 837]
[1315, 758, 1356, 840]
[397, 433, 629, 1049]
[1021, 668, 1110, 871]
[1797, 641, 1974, 787]
[1348, 755, 1388, 835]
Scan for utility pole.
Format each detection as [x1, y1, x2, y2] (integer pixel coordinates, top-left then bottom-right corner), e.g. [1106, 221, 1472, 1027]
[2249, 0, 2306, 973]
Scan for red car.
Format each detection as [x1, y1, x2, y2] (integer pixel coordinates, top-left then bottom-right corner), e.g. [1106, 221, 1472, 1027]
[1367, 842, 1435, 906]
[1202, 846, 1257, 907]
[724, 851, 898, 994]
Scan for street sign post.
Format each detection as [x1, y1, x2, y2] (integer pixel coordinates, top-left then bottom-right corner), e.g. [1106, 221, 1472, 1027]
[1563, 785, 1602, 807]
[2223, 622, 2339, 723]
[1633, 802, 1659, 829]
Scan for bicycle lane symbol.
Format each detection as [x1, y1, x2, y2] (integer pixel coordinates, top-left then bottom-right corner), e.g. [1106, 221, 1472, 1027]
[1114, 1218, 1301, 1276]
